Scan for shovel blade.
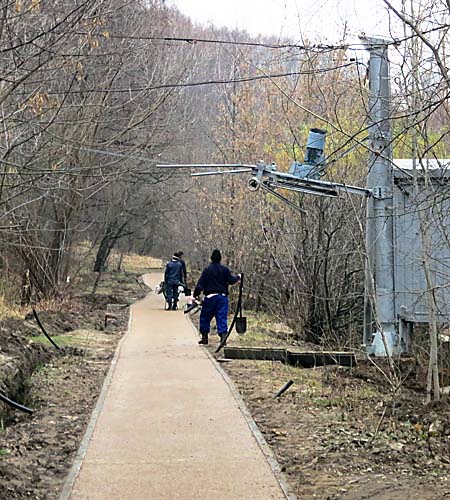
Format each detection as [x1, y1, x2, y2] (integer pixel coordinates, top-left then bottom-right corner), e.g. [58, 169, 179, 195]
[236, 317, 247, 334]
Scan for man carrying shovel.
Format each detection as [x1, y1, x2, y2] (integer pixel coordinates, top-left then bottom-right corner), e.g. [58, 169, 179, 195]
[193, 249, 240, 345]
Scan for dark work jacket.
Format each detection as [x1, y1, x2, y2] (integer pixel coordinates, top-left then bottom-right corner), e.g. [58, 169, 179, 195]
[179, 258, 187, 283]
[164, 259, 183, 285]
[194, 262, 239, 297]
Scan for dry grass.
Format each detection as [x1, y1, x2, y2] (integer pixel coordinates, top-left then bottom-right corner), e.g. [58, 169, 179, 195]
[0, 247, 162, 319]
[110, 251, 163, 273]
[225, 310, 295, 348]
[0, 295, 25, 320]
[0, 271, 28, 320]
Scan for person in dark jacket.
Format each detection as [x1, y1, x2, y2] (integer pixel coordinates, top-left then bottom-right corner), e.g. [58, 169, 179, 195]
[164, 254, 183, 310]
[194, 249, 240, 345]
[174, 251, 187, 285]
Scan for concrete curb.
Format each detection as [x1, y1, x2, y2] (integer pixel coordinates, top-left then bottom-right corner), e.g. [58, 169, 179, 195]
[58, 305, 135, 500]
[185, 316, 298, 500]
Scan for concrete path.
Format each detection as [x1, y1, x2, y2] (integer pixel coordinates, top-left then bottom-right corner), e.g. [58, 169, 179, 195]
[62, 273, 287, 500]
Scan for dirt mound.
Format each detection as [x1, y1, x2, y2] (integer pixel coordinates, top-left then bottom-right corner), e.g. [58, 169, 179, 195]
[0, 271, 140, 499]
[0, 319, 53, 419]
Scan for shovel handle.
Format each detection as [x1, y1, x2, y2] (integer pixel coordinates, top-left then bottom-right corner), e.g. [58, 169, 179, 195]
[215, 272, 244, 353]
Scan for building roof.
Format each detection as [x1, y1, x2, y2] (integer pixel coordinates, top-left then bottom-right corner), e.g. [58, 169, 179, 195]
[393, 159, 450, 180]
[393, 159, 450, 170]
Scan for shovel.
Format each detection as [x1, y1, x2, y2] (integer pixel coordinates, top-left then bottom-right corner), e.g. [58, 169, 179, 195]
[215, 272, 246, 353]
[236, 315, 247, 334]
[235, 275, 247, 334]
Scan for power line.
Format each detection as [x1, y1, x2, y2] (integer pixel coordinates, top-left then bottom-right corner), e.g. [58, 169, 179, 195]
[70, 32, 350, 51]
[42, 62, 359, 94]
[69, 25, 450, 52]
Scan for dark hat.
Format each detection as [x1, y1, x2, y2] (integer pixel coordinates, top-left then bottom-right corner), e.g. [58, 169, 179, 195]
[211, 249, 221, 263]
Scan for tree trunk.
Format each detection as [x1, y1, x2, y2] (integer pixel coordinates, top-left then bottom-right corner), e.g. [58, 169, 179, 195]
[91, 272, 102, 297]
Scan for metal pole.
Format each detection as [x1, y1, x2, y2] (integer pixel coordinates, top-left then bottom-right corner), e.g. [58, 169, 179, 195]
[362, 37, 402, 356]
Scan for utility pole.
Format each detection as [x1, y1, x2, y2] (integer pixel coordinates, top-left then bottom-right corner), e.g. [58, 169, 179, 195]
[362, 36, 405, 356]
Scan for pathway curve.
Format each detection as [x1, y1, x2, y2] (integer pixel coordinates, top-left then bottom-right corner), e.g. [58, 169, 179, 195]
[61, 272, 287, 499]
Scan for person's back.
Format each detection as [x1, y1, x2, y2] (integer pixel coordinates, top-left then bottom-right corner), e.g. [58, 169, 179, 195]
[164, 256, 183, 310]
[194, 249, 240, 344]
[174, 251, 187, 285]
[165, 259, 182, 285]
[194, 262, 237, 297]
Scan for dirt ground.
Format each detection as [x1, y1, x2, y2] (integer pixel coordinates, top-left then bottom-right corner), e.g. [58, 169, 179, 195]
[201, 316, 450, 500]
[0, 271, 144, 500]
[221, 357, 450, 499]
[2, 271, 450, 499]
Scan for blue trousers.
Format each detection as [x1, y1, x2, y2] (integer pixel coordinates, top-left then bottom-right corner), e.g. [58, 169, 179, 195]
[199, 295, 228, 335]
[165, 284, 179, 308]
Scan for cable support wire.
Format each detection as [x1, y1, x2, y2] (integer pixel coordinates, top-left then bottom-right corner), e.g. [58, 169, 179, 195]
[71, 32, 349, 51]
[42, 62, 359, 94]
[67, 28, 450, 50]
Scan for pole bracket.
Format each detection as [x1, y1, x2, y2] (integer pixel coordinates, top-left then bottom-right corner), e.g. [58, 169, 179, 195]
[372, 186, 391, 199]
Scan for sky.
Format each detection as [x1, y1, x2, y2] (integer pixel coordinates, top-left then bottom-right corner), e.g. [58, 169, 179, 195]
[169, 0, 397, 43]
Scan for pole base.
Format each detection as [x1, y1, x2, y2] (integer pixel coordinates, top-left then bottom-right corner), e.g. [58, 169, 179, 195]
[367, 329, 406, 356]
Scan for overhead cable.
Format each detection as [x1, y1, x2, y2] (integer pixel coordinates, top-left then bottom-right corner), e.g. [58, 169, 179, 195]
[45, 62, 359, 94]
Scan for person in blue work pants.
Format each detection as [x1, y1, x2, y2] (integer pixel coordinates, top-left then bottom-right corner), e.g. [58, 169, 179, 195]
[193, 249, 240, 345]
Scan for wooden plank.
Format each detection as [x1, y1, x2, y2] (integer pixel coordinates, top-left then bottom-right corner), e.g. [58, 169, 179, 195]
[223, 347, 288, 362]
[223, 346, 356, 368]
[287, 351, 356, 368]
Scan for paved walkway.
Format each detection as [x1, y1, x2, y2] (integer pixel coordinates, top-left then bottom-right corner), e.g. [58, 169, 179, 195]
[61, 273, 287, 500]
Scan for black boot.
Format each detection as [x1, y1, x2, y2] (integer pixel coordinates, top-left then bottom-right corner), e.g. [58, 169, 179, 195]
[198, 333, 208, 345]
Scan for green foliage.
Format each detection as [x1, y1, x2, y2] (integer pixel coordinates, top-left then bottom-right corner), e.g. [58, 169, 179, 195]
[31, 335, 80, 347]
[393, 125, 450, 159]
[34, 362, 46, 372]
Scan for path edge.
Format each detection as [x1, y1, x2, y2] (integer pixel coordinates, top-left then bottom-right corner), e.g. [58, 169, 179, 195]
[58, 305, 135, 500]
[186, 317, 298, 500]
